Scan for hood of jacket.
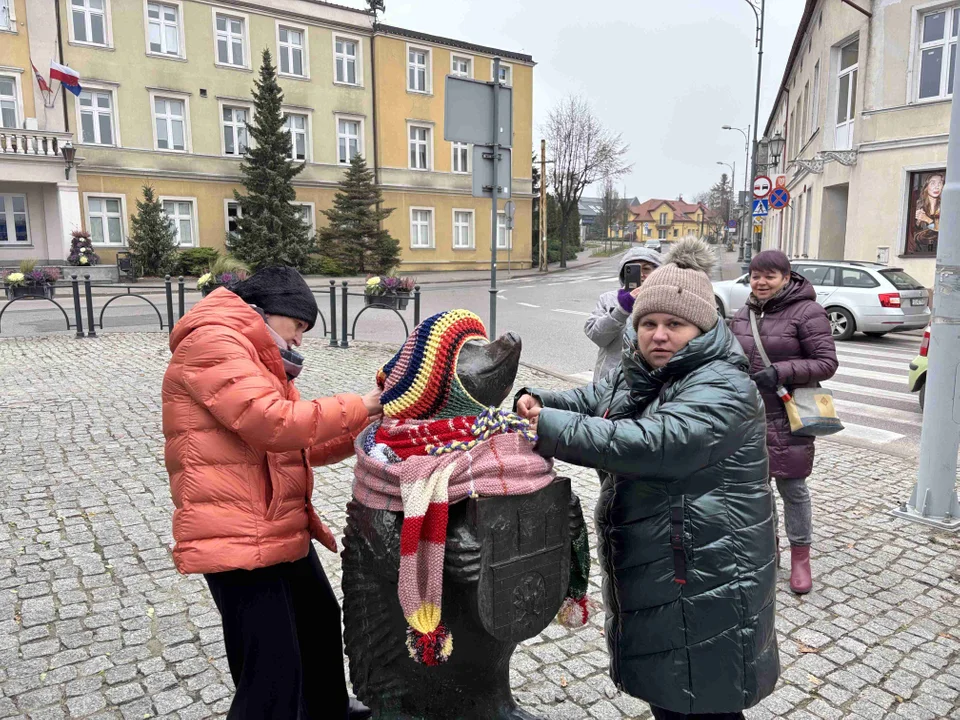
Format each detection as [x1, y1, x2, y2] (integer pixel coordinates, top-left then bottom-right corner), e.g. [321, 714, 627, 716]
[618, 247, 664, 285]
[747, 272, 816, 314]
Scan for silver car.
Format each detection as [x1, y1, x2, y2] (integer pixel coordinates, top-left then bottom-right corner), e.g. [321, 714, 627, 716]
[712, 260, 931, 340]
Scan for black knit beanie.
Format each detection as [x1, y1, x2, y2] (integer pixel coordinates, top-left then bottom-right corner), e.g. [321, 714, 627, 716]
[230, 266, 318, 331]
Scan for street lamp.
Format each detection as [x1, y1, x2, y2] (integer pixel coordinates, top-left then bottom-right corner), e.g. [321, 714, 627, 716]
[61, 142, 76, 180]
[741, 0, 765, 271]
[723, 124, 751, 259]
[767, 130, 785, 168]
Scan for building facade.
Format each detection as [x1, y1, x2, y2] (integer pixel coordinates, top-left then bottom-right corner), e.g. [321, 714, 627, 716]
[0, 0, 534, 272]
[762, 0, 951, 287]
[630, 198, 709, 241]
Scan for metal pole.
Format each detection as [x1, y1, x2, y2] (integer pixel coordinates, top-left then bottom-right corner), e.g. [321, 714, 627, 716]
[540, 139, 548, 272]
[489, 58, 501, 339]
[743, 124, 751, 254]
[178, 276, 185, 319]
[340, 281, 349, 349]
[413, 285, 421, 327]
[328, 280, 338, 347]
[893, 46, 960, 531]
[165, 275, 174, 333]
[746, 0, 764, 271]
[71, 275, 84, 339]
[83, 275, 96, 338]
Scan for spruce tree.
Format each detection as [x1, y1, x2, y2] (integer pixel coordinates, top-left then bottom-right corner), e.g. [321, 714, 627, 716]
[128, 185, 178, 277]
[232, 49, 312, 270]
[318, 153, 399, 274]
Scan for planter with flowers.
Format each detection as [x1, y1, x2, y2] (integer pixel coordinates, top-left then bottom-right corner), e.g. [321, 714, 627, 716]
[67, 229, 100, 268]
[364, 276, 400, 309]
[197, 256, 251, 297]
[396, 276, 416, 310]
[3, 260, 61, 300]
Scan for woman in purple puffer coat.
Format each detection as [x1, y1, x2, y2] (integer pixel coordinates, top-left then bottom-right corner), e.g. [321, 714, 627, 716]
[731, 250, 838, 595]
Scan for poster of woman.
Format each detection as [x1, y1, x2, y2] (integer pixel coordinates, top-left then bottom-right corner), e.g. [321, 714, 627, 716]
[906, 170, 944, 255]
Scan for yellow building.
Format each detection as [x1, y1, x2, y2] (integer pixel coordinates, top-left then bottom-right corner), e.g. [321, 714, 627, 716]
[630, 198, 710, 242]
[0, 0, 534, 272]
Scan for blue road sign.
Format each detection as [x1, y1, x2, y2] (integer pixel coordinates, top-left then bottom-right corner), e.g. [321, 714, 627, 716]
[752, 198, 769, 217]
[769, 187, 791, 209]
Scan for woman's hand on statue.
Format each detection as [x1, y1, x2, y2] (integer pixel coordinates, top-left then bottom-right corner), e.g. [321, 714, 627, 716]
[362, 388, 383, 418]
[516, 394, 542, 419]
[528, 415, 539, 433]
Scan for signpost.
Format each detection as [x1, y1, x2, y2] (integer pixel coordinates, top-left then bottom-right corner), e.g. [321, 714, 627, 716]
[752, 198, 769, 217]
[768, 186, 790, 210]
[444, 63, 513, 337]
[753, 175, 772, 198]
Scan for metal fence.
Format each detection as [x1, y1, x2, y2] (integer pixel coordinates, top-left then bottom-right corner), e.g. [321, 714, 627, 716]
[0, 275, 421, 346]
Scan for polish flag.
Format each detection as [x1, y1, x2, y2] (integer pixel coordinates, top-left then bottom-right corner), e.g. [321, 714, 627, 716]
[49, 60, 82, 96]
[31, 63, 51, 94]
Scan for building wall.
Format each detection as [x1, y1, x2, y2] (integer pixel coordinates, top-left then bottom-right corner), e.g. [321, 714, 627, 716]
[1, 0, 36, 122]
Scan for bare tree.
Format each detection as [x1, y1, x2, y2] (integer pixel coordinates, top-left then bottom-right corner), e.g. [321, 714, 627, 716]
[598, 176, 620, 243]
[544, 96, 632, 263]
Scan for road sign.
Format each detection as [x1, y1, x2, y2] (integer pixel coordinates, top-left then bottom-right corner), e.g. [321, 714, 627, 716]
[753, 176, 772, 198]
[739, 190, 750, 206]
[727, 219, 737, 229]
[444, 76, 513, 147]
[773, 174, 787, 189]
[504, 200, 516, 229]
[472, 145, 512, 199]
[769, 187, 790, 209]
[752, 198, 769, 217]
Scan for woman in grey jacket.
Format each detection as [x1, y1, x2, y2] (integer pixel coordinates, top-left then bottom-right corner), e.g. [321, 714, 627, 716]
[518, 238, 779, 719]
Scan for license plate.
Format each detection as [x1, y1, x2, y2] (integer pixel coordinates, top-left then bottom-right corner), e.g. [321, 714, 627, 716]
[911, 298, 928, 306]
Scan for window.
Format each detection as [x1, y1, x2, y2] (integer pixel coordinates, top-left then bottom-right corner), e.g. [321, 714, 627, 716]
[87, 196, 124, 245]
[839, 268, 879, 288]
[673, 228, 679, 238]
[410, 208, 433, 248]
[658, 212, 667, 225]
[162, 199, 195, 246]
[801, 81, 809, 140]
[409, 124, 431, 170]
[918, 7, 960, 100]
[0, 194, 28, 245]
[795, 265, 836, 286]
[453, 210, 474, 249]
[153, 96, 186, 151]
[225, 200, 241, 234]
[835, 39, 858, 150]
[497, 213, 512, 249]
[658, 228, 667, 239]
[335, 36, 360, 85]
[1, 0, 13, 31]
[408, 47, 429, 92]
[215, 12, 246, 67]
[495, 63, 512, 86]
[452, 142, 469, 173]
[293, 203, 314, 234]
[278, 25, 306, 77]
[284, 112, 308, 161]
[451, 55, 472, 77]
[147, 2, 180, 57]
[880, 269, 925, 290]
[222, 105, 249, 156]
[0, 75, 19, 128]
[78, 89, 114, 145]
[810, 61, 820, 131]
[71, 0, 107, 46]
[337, 118, 361, 164]
[905, 169, 945, 256]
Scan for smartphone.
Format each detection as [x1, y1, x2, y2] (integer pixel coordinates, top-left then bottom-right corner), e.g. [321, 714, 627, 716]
[623, 264, 643, 290]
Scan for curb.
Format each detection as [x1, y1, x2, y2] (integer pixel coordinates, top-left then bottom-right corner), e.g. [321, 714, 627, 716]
[518, 361, 585, 386]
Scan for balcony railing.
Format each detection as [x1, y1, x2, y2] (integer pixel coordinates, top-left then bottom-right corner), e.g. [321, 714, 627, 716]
[0, 129, 73, 157]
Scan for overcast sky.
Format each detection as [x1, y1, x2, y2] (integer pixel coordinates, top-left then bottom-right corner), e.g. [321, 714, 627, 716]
[340, 0, 805, 202]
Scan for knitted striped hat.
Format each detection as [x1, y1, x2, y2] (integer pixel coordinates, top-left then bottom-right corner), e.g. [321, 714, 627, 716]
[377, 310, 489, 420]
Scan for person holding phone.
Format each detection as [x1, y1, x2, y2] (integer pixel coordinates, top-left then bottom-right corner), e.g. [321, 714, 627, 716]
[584, 247, 663, 382]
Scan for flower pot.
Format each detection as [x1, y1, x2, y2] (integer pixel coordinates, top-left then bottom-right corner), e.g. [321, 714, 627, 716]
[6, 284, 55, 300]
[365, 293, 399, 310]
[397, 291, 411, 311]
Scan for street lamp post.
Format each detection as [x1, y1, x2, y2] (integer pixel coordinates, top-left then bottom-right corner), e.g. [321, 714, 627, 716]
[717, 161, 735, 249]
[723, 124, 751, 260]
[743, 0, 765, 273]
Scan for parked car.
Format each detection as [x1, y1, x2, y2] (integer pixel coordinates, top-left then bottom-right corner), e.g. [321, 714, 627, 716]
[908, 325, 930, 411]
[712, 260, 931, 341]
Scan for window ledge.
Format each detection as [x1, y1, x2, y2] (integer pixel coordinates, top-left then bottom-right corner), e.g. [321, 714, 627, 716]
[0, 245, 34, 248]
[155, 148, 189, 154]
[92, 244, 128, 249]
[409, 246, 436, 251]
[279, 72, 311, 82]
[214, 62, 252, 73]
[453, 246, 476, 251]
[898, 253, 937, 259]
[333, 81, 364, 89]
[407, 89, 434, 97]
[69, 40, 114, 51]
[408, 167, 431, 172]
[146, 52, 188, 63]
[0, 28, 18, 36]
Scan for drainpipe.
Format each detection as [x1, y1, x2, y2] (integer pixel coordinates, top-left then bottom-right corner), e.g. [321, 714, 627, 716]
[54, 0, 69, 132]
[370, 18, 381, 223]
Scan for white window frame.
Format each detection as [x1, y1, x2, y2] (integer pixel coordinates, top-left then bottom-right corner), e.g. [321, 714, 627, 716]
[334, 113, 364, 165]
[144, 0, 185, 60]
[451, 54, 473, 78]
[0, 193, 30, 246]
[212, 8, 250, 70]
[282, 108, 311, 162]
[915, 3, 960, 102]
[68, 0, 112, 48]
[333, 33, 363, 86]
[451, 142, 470, 174]
[276, 21, 309, 79]
[149, 90, 191, 152]
[0, 70, 24, 130]
[407, 44, 431, 94]
[219, 100, 252, 157]
[75, 83, 119, 147]
[292, 201, 316, 235]
[224, 198, 241, 235]
[834, 38, 858, 151]
[159, 196, 198, 247]
[810, 60, 820, 132]
[410, 207, 435, 249]
[492, 61, 512, 87]
[801, 81, 809, 141]
[408, 122, 432, 171]
[84, 193, 127, 247]
[497, 212, 512, 249]
[0, 0, 18, 33]
[452, 208, 474, 249]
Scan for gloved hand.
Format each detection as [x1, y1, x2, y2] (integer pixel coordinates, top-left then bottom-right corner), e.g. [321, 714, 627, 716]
[750, 366, 779, 392]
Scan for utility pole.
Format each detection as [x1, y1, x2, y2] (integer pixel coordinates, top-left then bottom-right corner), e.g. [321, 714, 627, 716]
[893, 48, 960, 531]
[540, 139, 548, 272]
[488, 58, 502, 339]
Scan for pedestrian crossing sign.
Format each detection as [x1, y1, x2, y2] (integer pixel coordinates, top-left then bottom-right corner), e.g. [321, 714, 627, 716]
[752, 199, 769, 217]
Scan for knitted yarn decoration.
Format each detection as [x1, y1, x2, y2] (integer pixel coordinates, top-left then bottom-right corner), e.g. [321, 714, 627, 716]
[377, 310, 489, 420]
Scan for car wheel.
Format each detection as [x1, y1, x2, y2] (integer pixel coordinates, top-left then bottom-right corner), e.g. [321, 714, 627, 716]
[864, 332, 888, 338]
[715, 297, 725, 319]
[920, 384, 926, 411]
[827, 307, 856, 341]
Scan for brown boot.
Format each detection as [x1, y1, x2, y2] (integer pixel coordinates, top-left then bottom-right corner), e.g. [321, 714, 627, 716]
[790, 544, 812, 594]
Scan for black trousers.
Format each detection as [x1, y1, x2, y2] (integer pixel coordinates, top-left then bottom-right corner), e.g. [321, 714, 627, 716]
[204, 545, 348, 720]
[651, 707, 745, 720]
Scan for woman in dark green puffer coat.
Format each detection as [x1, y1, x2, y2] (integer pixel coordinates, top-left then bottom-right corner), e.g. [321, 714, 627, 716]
[517, 238, 780, 719]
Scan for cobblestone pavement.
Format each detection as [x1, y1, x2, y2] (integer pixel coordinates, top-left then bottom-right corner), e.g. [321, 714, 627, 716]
[0, 334, 958, 720]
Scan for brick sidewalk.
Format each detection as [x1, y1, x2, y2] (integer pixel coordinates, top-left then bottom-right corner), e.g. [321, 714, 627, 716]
[0, 334, 958, 719]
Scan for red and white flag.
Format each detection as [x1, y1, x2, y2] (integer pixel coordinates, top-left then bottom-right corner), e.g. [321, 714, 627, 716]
[49, 60, 82, 96]
[31, 62, 51, 94]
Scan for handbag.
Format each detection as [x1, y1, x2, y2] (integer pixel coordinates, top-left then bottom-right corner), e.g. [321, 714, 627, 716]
[749, 311, 844, 437]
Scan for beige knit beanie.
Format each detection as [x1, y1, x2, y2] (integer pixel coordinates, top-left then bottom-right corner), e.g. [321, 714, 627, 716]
[631, 237, 718, 332]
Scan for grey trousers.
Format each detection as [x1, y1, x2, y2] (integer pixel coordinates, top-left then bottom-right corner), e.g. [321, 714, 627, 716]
[772, 477, 813, 546]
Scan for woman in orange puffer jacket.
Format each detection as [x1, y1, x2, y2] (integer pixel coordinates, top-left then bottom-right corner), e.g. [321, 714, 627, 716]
[163, 266, 380, 720]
